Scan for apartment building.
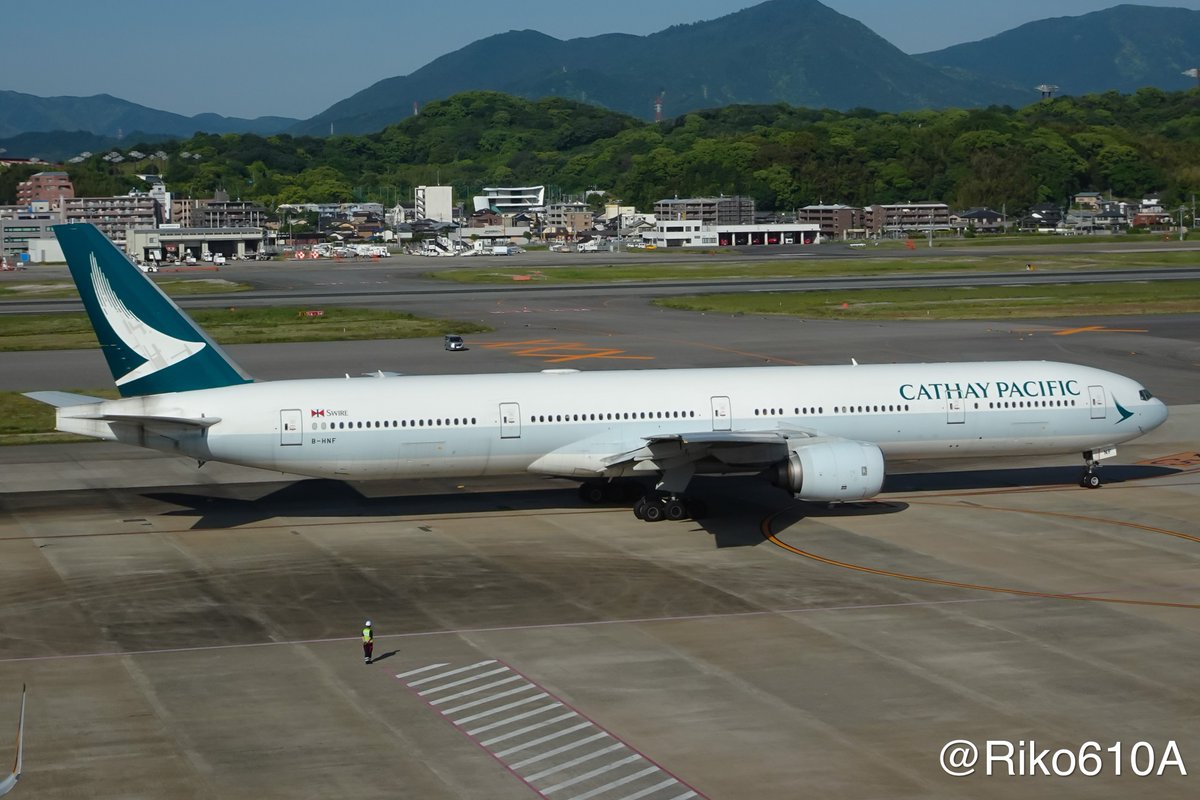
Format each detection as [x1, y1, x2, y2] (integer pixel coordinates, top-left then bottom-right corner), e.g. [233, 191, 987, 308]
[543, 202, 594, 235]
[797, 204, 863, 238]
[194, 190, 268, 229]
[16, 171, 75, 209]
[654, 196, 755, 225]
[864, 203, 950, 235]
[63, 193, 162, 245]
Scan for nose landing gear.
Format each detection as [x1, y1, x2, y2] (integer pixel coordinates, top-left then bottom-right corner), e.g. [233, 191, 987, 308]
[1080, 450, 1106, 488]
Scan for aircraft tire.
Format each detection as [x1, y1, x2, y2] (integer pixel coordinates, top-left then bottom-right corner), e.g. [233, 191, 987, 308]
[665, 499, 688, 521]
[633, 497, 647, 520]
[642, 501, 666, 523]
[1083, 473, 1102, 489]
[579, 482, 606, 504]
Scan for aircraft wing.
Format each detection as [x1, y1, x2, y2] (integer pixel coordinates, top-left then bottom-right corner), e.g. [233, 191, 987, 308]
[611, 429, 805, 472]
[0, 685, 25, 797]
[528, 428, 815, 480]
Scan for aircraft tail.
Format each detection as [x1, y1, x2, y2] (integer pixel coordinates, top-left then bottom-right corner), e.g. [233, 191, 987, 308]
[53, 223, 251, 397]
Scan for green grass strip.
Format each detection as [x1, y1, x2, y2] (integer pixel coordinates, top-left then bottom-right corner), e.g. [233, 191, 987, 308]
[654, 280, 1200, 320]
[0, 278, 251, 299]
[0, 307, 490, 351]
[429, 249, 1200, 284]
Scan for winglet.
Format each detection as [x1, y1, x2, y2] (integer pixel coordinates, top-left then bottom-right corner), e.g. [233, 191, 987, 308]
[0, 685, 24, 797]
[52, 224, 251, 397]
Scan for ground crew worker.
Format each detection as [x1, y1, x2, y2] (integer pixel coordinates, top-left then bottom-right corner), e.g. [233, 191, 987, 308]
[362, 620, 374, 664]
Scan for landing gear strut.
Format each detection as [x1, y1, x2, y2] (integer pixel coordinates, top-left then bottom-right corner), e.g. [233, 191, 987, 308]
[1080, 453, 1103, 489]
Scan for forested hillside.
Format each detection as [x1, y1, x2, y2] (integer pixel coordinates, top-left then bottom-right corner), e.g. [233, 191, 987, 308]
[6, 90, 1198, 214]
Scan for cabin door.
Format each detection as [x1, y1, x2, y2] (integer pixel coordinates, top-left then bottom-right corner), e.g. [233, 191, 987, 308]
[711, 396, 732, 431]
[280, 409, 303, 446]
[1088, 385, 1107, 420]
[946, 398, 965, 424]
[500, 402, 521, 439]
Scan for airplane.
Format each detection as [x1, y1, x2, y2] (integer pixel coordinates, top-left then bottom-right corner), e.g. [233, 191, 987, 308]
[27, 223, 1168, 523]
[0, 686, 25, 797]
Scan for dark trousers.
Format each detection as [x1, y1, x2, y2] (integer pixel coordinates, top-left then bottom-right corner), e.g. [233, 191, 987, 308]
[363, 642, 373, 661]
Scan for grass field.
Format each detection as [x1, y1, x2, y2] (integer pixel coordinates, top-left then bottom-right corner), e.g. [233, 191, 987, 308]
[430, 249, 1200, 284]
[0, 278, 251, 299]
[0, 307, 490, 352]
[655, 280, 1200, 319]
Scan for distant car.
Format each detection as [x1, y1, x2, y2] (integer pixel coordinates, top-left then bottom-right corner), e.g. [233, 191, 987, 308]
[444, 334, 466, 351]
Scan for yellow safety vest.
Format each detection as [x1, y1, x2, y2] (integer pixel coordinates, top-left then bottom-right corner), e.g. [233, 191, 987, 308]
[362, 627, 372, 643]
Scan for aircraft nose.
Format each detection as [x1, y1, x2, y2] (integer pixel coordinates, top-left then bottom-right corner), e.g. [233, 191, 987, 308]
[1145, 398, 1168, 431]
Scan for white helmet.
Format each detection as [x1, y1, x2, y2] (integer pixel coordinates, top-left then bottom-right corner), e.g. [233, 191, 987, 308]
[364, 620, 371, 627]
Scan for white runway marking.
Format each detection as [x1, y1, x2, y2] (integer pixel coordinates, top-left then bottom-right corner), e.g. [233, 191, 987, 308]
[397, 659, 707, 799]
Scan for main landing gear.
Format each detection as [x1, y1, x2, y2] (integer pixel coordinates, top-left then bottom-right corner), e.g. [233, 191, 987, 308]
[633, 494, 707, 523]
[576, 478, 708, 523]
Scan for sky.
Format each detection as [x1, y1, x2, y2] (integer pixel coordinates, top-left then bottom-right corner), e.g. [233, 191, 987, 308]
[3, 0, 1198, 120]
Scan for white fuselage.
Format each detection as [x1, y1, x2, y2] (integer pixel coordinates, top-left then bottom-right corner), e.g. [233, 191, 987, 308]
[58, 360, 1168, 482]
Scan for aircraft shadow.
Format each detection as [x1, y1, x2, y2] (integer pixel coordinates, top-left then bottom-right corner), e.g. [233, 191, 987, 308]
[883, 463, 1179, 493]
[141, 462, 1174, 543]
[145, 479, 595, 530]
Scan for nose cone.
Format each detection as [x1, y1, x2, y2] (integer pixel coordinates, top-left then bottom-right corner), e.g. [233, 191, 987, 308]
[1143, 398, 1169, 432]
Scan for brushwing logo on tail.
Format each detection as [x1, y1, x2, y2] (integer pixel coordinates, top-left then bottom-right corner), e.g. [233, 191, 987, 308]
[90, 252, 207, 386]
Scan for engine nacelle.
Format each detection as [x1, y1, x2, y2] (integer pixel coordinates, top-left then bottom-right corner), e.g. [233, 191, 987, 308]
[770, 440, 885, 501]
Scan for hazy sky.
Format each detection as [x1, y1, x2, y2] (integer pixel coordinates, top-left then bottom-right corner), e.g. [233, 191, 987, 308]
[3, 0, 1197, 119]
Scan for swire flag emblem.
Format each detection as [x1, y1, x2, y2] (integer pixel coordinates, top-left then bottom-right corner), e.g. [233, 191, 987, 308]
[311, 409, 325, 417]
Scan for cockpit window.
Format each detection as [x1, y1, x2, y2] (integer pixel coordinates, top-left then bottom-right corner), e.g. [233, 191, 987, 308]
[1139, 389, 1153, 401]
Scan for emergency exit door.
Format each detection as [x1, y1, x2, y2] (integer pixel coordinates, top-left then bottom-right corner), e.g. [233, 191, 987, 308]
[946, 398, 965, 424]
[280, 409, 303, 446]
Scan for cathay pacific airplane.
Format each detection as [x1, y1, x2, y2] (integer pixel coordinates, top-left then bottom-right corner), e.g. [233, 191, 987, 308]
[28, 224, 1168, 522]
[0, 686, 25, 797]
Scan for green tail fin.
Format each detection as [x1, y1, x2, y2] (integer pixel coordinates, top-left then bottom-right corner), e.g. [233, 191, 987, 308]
[53, 223, 251, 396]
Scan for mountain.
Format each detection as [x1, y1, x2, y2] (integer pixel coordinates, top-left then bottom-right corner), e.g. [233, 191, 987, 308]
[290, 0, 1027, 136]
[0, 90, 298, 140]
[918, 4, 1200, 96]
[0, 130, 176, 162]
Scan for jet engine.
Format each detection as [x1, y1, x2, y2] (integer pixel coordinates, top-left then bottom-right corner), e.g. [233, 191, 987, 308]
[770, 439, 885, 501]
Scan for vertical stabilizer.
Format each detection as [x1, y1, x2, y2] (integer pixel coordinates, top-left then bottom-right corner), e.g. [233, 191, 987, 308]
[53, 224, 251, 396]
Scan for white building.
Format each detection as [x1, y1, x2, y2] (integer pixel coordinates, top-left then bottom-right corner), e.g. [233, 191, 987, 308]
[645, 221, 820, 248]
[415, 185, 454, 222]
[473, 185, 545, 214]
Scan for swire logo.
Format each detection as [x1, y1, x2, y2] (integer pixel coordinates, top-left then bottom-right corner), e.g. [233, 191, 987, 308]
[311, 409, 325, 417]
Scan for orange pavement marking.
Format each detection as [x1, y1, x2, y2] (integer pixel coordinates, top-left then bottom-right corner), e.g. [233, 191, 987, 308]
[1053, 325, 1148, 336]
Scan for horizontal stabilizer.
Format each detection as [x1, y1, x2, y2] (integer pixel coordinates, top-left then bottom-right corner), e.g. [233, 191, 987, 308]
[23, 390, 105, 408]
[67, 412, 223, 428]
